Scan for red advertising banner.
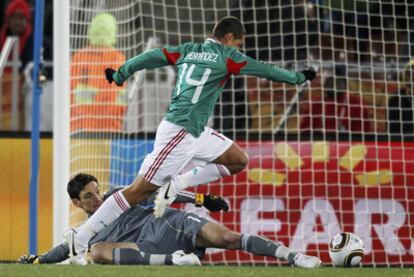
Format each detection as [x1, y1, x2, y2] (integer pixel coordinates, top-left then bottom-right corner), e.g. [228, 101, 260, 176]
[184, 141, 414, 265]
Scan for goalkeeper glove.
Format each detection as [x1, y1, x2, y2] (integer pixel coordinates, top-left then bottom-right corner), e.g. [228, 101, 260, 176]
[196, 193, 229, 212]
[301, 68, 316, 81]
[18, 254, 40, 264]
[105, 68, 122, 86]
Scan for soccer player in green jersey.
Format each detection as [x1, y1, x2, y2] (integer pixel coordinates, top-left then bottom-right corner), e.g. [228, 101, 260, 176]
[68, 16, 317, 265]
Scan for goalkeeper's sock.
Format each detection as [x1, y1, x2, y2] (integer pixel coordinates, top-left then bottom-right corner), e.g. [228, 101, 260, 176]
[174, 163, 231, 191]
[112, 248, 172, 265]
[240, 234, 297, 265]
[77, 191, 131, 247]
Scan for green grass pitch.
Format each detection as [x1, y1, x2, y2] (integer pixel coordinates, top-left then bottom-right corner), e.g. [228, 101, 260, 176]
[0, 265, 413, 277]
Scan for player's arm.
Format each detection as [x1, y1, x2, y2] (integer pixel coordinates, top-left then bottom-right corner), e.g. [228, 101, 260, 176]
[229, 49, 315, 85]
[175, 191, 229, 212]
[106, 45, 183, 86]
[18, 243, 70, 264]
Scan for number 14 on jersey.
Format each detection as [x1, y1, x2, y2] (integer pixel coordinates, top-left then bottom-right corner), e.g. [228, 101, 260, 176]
[176, 63, 212, 104]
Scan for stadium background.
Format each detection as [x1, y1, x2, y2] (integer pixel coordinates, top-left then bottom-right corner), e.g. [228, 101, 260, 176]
[1, 139, 413, 263]
[0, 0, 413, 266]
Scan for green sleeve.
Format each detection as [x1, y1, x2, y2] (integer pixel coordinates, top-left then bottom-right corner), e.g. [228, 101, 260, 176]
[229, 50, 306, 85]
[113, 46, 182, 84]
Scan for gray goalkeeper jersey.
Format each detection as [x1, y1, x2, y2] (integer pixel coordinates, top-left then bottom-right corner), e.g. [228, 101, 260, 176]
[38, 205, 208, 263]
[90, 206, 208, 256]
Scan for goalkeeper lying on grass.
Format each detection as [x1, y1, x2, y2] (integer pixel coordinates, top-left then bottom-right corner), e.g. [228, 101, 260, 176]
[19, 173, 320, 267]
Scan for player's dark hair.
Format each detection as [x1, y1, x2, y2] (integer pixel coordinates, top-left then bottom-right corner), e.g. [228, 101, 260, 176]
[212, 16, 246, 39]
[67, 173, 99, 199]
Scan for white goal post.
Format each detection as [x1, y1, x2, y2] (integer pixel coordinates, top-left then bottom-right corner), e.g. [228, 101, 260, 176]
[53, 0, 70, 247]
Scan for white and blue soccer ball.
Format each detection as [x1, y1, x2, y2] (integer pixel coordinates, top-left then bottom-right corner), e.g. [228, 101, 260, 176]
[329, 232, 365, 267]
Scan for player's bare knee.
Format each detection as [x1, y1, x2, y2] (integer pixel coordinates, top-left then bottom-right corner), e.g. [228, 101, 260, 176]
[230, 151, 249, 174]
[240, 151, 249, 169]
[89, 243, 111, 264]
[222, 231, 242, 249]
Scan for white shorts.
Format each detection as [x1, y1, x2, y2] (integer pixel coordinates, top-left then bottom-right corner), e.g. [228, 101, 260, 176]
[139, 120, 233, 186]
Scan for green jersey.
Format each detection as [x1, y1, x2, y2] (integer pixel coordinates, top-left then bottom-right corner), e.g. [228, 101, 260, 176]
[113, 38, 306, 137]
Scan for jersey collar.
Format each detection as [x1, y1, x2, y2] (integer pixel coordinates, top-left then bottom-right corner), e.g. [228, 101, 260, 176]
[205, 37, 221, 44]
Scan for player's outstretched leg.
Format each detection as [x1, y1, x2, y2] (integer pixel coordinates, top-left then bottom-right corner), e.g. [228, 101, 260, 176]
[196, 222, 321, 268]
[154, 142, 248, 217]
[242, 234, 322, 268]
[89, 242, 201, 265]
[64, 228, 88, 265]
[153, 179, 178, 218]
[240, 234, 321, 268]
[292, 252, 322, 268]
[173, 143, 248, 193]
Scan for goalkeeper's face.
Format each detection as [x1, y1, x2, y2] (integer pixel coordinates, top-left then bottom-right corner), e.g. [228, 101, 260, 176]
[72, 181, 103, 215]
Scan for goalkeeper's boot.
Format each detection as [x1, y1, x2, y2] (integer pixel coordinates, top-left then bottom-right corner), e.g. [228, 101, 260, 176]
[171, 250, 201, 266]
[64, 228, 88, 265]
[153, 180, 178, 218]
[293, 253, 322, 268]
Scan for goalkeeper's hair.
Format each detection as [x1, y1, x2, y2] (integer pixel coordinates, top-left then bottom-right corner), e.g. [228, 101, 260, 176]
[212, 16, 246, 39]
[67, 173, 99, 200]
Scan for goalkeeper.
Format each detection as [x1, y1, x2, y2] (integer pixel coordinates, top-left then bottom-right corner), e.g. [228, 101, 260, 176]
[20, 173, 320, 267]
[19, 173, 227, 266]
[69, 16, 317, 262]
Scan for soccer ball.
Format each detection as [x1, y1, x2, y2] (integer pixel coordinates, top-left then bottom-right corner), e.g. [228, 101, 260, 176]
[329, 232, 365, 267]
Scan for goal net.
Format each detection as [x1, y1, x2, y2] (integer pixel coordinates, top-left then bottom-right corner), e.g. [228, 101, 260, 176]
[55, 0, 414, 266]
